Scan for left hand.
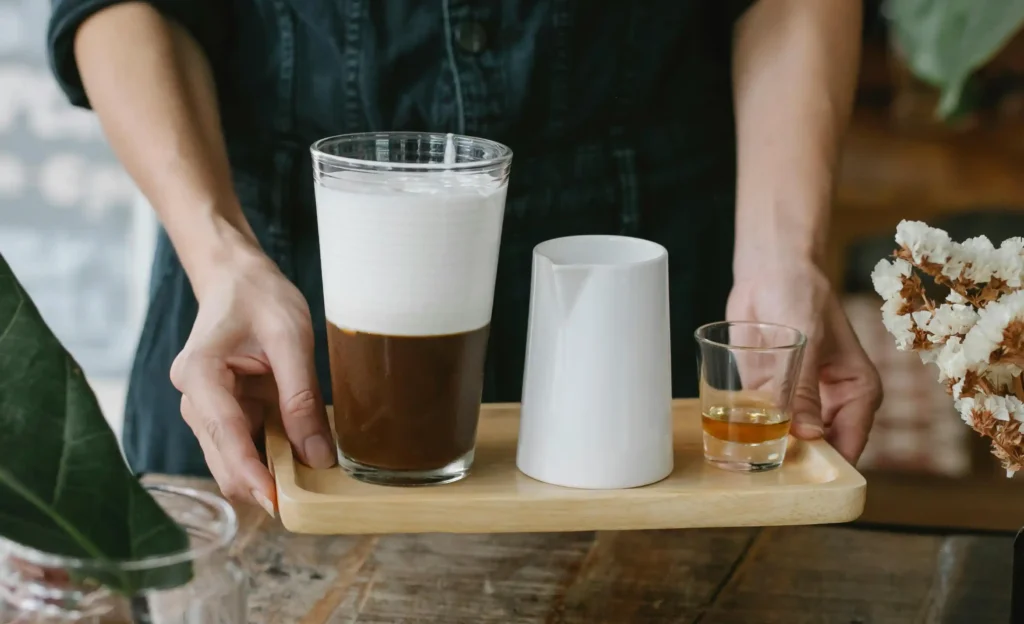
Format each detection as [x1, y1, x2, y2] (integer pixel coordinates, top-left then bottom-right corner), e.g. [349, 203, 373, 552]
[726, 261, 883, 463]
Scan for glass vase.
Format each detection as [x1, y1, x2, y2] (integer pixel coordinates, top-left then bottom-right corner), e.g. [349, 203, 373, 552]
[0, 484, 246, 623]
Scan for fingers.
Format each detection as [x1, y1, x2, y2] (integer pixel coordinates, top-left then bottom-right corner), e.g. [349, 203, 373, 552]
[174, 357, 277, 516]
[789, 344, 825, 440]
[259, 321, 336, 470]
[826, 400, 875, 464]
[821, 304, 882, 464]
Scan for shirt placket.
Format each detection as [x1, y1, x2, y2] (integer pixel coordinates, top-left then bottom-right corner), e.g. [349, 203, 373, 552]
[608, 6, 643, 237]
[265, 0, 298, 276]
[440, 0, 503, 137]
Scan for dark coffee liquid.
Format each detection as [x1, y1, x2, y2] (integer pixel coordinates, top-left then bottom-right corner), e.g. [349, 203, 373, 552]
[326, 323, 490, 471]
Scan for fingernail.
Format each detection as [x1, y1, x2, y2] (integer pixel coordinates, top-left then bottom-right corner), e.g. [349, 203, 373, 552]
[303, 435, 337, 469]
[251, 490, 276, 519]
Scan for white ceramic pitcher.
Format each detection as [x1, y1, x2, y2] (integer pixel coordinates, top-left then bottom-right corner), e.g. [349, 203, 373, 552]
[516, 235, 674, 489]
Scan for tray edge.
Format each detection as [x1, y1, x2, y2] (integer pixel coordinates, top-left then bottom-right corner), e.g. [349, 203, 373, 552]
[268, 401, 867, 534]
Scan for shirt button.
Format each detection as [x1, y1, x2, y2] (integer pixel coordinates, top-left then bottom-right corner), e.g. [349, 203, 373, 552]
[454, 21, 488, 54]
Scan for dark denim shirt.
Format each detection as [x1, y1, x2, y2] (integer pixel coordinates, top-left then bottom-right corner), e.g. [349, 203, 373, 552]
[48, 0, 750, 476]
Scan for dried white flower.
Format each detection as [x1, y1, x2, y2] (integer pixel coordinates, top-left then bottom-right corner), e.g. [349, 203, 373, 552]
[870, 258, 912, 301]
[936, 337, 969, 381]
[951, 377, 965, 400]
[992, 363, 1022, 384]
[956, 396, 976, 425]
[919, 303, 978, 343]
[952, 394, 1024, 425]
[962, 290, 1024, 365]
[875, 220, 1024, 476]
[979, 394, 1024, 422]
[994, 237, 1024, 288]
[880, 296, 915, 351]
[896, 220, 952, 264]
[960, 236, 998, 284]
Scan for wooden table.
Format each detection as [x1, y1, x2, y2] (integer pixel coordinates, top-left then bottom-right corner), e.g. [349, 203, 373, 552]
[152, 476, 1015, 623]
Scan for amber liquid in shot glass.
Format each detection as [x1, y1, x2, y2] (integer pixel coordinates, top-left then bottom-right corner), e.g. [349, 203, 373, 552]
[701, 400, 792, 471]
[701, 404, 792, 444]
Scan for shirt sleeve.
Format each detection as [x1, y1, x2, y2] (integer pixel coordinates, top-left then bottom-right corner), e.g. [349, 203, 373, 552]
[47, 0, 228, 109]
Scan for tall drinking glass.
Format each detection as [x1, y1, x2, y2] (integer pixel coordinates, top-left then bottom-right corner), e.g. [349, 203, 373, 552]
[311, 132, 513, 486]
[694, 321, 806, 472]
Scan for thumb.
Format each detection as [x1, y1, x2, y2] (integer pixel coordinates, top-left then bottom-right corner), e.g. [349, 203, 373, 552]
[790, 346, 825, 439]
[262, 328, 336, 470]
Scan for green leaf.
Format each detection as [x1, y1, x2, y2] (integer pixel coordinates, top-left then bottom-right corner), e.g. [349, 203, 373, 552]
[0, 253, 191, 594]
[886, 0, 1024, 119]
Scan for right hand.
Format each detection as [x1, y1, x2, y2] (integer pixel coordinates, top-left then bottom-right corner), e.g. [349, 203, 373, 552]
[169, 248, 336, 515]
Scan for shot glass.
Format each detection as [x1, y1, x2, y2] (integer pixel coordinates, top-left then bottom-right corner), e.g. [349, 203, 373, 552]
[694, 321, 806, 472]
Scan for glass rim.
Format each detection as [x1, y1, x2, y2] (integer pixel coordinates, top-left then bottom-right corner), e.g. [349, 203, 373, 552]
[310, 131, 513, 172]
[534, 234, 668, 268]
[694, 320, 807, 351]
[0, 484, 238, 573]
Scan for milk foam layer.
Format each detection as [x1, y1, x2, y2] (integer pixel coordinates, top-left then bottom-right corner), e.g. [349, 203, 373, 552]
[315, 171, 507, 336]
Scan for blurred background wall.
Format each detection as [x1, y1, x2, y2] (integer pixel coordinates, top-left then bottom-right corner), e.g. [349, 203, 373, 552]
[0, 0, 156, 437]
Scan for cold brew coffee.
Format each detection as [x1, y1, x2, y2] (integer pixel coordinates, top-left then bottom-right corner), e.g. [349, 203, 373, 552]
[311, 132, 512, 486]
[326, 324, 489, 471]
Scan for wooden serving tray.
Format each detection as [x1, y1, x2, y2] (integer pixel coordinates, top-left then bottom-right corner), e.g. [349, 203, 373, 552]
[267, 400, 866, 535]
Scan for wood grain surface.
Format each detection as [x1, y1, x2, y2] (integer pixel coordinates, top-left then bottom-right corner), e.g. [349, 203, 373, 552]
[150, 476, 1014, 623]
[268, 401, 866, 535]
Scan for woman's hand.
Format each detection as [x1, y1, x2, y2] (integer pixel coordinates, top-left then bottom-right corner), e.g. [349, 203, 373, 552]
[169, 247, 335, 515]
[728, 0, 869, 461]
[726, 261, 882, 463]
[72, 2, 334, 514]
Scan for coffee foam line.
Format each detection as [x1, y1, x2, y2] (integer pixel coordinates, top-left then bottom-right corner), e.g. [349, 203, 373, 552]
[321, 262, 498, 336]
[324, 309, 492, 338]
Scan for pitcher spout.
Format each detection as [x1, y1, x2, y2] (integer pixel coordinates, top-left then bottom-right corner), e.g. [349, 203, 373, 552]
[551, 265, 591, 318]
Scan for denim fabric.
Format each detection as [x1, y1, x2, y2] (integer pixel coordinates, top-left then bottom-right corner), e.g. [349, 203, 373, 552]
[49, 0, 749, 477]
